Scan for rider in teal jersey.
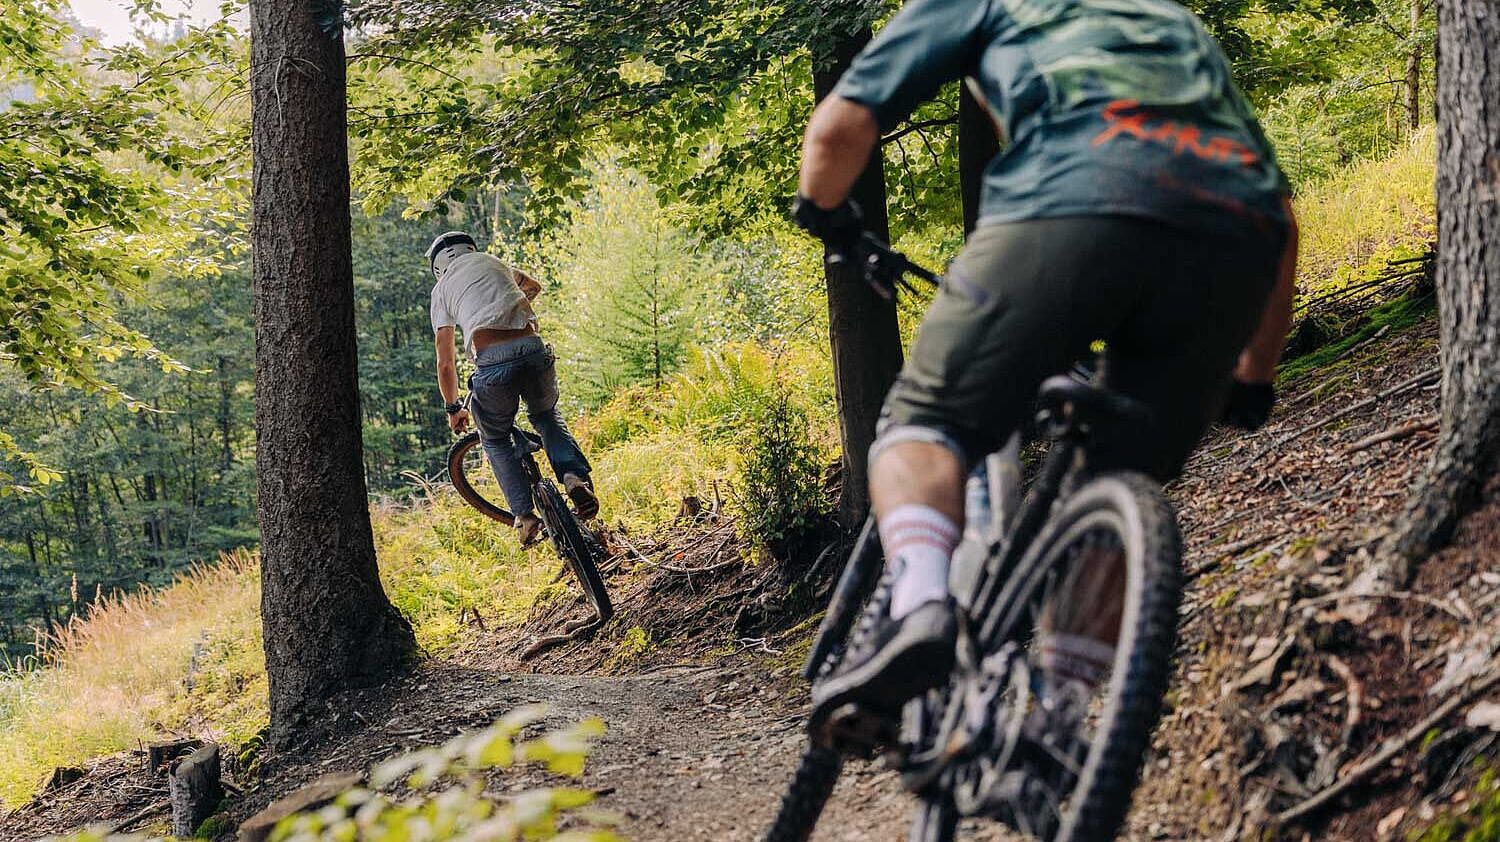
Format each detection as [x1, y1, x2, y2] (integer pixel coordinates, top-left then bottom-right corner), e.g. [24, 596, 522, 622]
[793, 0, 1299, 720]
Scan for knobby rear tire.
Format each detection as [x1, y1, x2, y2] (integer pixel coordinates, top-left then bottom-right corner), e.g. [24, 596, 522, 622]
[996, 472, 1182, 842]
[909, 795, 958, 842]
[446, 431, 514, 525]
[763, 745, 842, 842]
[538, 479, 613, 621]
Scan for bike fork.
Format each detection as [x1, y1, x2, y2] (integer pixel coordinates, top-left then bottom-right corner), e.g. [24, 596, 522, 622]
[802, 516, 884, 681]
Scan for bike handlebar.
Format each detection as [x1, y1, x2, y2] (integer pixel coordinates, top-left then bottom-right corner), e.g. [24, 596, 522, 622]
[827, 232, 940, 301]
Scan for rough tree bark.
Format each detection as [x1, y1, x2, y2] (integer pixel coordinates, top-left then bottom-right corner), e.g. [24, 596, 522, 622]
[813, 29, 903, 530]
[1405, 0, 1425, 130]
[1378, 0, 1500, 583]
[958, 82, 1000, 237]
[250, 0, 416, 746]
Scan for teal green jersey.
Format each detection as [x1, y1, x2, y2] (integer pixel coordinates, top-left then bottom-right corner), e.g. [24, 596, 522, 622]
[834, 0, 1290, 235]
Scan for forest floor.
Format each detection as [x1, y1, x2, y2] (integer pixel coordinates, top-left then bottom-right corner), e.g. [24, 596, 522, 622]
[5, 303, 1500, 842]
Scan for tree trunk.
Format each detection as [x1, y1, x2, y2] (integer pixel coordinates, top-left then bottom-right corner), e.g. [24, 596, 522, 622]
[249, 0, 416, 746]
[958, 82, 1000, 237]
[217, 354, 233, 475]
[814, 28, 903, 529]
[1405, 0, 1425, 130]
[1378, 0, 1500, 583]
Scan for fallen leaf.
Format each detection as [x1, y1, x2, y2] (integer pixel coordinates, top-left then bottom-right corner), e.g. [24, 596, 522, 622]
[1376, 806, 1406, 837]
[1464, 701, 1500, 732]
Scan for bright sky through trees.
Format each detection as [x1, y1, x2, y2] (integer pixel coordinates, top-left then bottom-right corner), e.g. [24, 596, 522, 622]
[68, 0, 225, 44]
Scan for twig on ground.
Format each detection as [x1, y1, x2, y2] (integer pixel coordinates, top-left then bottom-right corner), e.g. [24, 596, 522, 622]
[1285, 325, 1393, 407]
[1242, 367, 1440, 470]
[737, 637, 783, 655]
[1327, 655, 1363, 738]
[1187, 539, 1285, 580]
[108, 800, 168, 833]
[1275, 660, 1500, 825]
[1292, 589, 1471, 622]
[1342, 415, 1440, 454]
[662, 530, 741, 573]
[1217, 534, 1269, 557]
[616, 525, 741, 575]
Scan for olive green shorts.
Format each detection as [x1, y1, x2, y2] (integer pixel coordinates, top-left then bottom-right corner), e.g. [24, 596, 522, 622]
[879, 215, 1284, 480]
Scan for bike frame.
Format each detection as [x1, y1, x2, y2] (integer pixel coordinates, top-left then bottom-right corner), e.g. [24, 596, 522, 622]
[804, 421, 1089, 685]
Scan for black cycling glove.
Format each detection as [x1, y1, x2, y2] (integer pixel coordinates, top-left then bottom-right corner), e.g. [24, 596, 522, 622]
[791, 194, 864, 251]
[1222, 380, 1275, 431]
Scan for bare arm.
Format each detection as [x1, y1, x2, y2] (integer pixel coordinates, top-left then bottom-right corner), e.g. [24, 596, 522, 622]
[1235, 196, 1300, 382]
[514, 268, 542, 301]
[797, 96, 880, 209]
[435, 326, 469, 432]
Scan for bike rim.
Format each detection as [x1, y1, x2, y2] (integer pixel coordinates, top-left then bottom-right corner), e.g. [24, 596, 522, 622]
[958, 508, 1146, 840]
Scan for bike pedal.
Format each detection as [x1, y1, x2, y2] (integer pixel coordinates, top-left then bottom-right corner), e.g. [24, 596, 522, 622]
[811, 703, 897, 757]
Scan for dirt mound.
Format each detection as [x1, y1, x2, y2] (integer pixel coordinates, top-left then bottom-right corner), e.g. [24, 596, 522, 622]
[1132, 315, 1498, 841]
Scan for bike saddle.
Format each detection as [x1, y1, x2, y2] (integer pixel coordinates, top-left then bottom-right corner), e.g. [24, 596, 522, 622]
[510, 428, 544, 454]
[1036, 375, 1151, 432]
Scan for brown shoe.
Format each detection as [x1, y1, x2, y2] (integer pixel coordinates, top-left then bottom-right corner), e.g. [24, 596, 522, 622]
[515, 512, 543, 546]
[563, 473, 600, 520]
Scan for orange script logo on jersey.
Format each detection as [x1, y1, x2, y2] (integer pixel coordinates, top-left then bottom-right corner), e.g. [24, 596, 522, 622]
[1091, 99, 1259, 167]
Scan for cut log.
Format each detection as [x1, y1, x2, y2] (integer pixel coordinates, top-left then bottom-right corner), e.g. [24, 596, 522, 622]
[148, 738, 204, 773]
[237, 772, 361, 842]
[170, 744, 222, 837]
[42, 766, 84, 791]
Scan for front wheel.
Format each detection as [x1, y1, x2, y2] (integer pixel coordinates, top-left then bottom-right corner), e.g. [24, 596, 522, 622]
[537, 479, 613, 621]
[967, 472, 1182, 842]
[446, 431, 514, 525]
[762, 744, 842, 842]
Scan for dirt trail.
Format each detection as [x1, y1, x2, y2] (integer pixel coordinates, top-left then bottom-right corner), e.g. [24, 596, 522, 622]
[221, 663, 1014, 842]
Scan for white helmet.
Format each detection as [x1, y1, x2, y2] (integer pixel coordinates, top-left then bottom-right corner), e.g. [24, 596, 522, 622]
[425, 230, 478, 279]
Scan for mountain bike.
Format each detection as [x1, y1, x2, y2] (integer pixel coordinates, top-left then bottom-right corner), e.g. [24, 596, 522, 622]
[764, 234, 1183, 842]
[448, 422, 613, 650]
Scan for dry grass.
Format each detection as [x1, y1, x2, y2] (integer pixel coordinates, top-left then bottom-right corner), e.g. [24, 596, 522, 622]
[0, 550, 262, 807]
[0, 495, 576, 810]
[1293, 125, 1436, 291]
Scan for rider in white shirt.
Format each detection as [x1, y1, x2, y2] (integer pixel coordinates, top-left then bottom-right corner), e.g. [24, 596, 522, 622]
[427, 231, 599, 544]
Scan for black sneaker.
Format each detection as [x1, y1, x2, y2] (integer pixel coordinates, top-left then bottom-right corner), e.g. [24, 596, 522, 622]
[811, 599, 957, 725]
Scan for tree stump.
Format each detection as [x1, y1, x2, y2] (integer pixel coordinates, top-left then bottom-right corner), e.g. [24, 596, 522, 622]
[148, 738, 203, 774]
[42, 766, 84, 791]
[169, 743, 222, 837]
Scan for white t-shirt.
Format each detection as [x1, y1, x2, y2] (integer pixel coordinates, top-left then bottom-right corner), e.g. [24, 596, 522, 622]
[429, 252, 537, 358]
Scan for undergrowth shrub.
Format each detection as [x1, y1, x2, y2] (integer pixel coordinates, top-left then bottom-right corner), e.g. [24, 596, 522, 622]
[731, 391, 832, 554]
[273, 706, 616, 842]
[373, 492, 560, 651]
[1293, 125, 1436, 289]
[1411, 767, 1500, 842]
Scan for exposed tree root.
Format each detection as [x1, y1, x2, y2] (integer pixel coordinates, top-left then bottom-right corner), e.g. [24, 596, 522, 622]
[519, 613, 609, 661]
[1274, 660, 1500, 826]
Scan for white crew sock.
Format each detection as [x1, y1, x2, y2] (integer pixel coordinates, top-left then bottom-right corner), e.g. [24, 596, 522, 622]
[1039, 633, 1117, 692]
[879, 504, 961, 620]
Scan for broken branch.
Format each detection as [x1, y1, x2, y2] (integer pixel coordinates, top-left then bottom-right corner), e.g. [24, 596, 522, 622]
[1244, 367, 1440, 469]
[1275, 660, 1500, 825]
[1343, 415, 1440, 454]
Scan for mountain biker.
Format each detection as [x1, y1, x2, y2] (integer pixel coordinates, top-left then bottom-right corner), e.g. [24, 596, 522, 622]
[428, 231, 600, 545]
[794, 1, 1299, 723]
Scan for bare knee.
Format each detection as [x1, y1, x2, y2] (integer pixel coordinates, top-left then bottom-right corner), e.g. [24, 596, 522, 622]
[869, 430, 965, 522]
